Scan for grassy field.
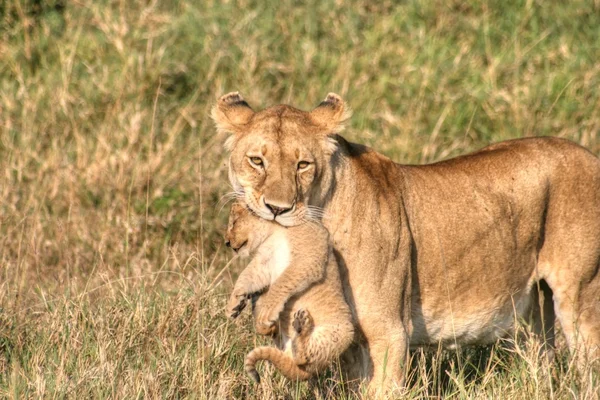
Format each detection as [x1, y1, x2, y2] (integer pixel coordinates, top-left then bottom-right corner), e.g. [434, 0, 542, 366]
[1, 0, 600, 398]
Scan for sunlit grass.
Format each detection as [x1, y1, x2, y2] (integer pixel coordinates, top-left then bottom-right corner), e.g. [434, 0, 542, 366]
[1, 0, 599, 398]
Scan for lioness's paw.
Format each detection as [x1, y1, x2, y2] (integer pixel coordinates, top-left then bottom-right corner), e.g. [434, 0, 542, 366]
[292, 308, 314, 335]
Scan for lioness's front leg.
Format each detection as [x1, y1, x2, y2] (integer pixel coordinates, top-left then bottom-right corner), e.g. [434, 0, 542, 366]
[227, 258, 271, 318]
[366, 323, 409, 396]
[349, 235, 413, 396]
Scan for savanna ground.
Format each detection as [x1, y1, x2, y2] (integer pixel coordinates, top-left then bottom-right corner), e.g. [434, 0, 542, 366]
[1, 0, 599, 398]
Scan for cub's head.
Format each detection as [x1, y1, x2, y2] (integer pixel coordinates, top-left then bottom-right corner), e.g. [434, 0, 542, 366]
[225, 201, 272, 257]
[212, 92, 351, 226]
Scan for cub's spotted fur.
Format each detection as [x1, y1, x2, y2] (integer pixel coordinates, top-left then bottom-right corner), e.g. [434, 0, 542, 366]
[226, 202, 354, 382]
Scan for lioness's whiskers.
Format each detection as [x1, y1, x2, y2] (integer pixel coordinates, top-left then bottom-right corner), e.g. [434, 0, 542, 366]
[217, 190, 245, 213]
[300, 212, 328, 225]
[306, 205, 326, 213]
[298, 215, 323, 233]
[305, 206, 329, 221]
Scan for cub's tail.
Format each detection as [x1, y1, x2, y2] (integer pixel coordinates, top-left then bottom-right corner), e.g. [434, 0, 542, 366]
[245, 346, 311, 383]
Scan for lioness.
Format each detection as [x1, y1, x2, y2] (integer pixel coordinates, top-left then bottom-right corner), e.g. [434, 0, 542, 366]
[213, 92, 600, 393]
[225, 201, 354, 382]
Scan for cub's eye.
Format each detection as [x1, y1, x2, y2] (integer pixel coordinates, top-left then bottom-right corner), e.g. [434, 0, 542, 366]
[249, 157, 263, 167]
[297, 161, 310, 170]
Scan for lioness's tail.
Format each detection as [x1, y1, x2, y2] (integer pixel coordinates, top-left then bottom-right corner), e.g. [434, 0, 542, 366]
[245, 346, 311, 383]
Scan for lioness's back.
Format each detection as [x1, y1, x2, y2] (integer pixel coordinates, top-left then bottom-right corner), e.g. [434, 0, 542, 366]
[400, 137, 600, 239]
[406, 137, 600, 185]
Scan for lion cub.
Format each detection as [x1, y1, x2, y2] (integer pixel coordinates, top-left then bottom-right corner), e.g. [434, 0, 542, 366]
[225, 202, 354, 382]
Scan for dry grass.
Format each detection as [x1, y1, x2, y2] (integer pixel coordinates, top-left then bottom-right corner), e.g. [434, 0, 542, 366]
[1, 0, 599, 398]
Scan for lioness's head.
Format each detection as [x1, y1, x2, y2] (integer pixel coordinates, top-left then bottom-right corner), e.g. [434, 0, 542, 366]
[225, 201, 271, 257]
[212, 92, 351, 226]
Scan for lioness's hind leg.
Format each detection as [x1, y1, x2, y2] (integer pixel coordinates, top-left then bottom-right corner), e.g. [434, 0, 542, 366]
[530, 280, 556, 362]
[539, 157, 600, 367]
[577, 272, 600, 365]
[546, 261, 600, 366]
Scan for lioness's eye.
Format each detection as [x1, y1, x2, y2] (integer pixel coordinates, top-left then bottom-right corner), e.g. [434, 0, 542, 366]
[250, 157, 263, 166]
[298, 161, 310, 170]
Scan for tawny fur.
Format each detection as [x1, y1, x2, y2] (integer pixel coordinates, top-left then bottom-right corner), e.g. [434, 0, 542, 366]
[244, 347, 310, 383]
[215, 92, 600, 395]
[225, 202, 354, 382]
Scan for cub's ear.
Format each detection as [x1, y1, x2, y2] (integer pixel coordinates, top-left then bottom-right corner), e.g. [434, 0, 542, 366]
[211, 92, 255, 135]
[309, 93, 352, 134]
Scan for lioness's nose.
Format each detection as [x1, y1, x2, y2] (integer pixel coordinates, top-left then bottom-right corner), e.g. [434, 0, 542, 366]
[265, 202, 292, 216]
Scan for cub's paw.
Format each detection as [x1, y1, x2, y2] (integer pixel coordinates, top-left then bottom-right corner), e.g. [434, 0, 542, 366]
[292, 308, 314, 336]
[255, 320, 278, 336]
[254, 294, 284, 330]
[226, 293, 248, 319]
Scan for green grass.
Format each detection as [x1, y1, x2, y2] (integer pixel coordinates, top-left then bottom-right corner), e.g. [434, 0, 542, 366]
[1, 0, 599, 398]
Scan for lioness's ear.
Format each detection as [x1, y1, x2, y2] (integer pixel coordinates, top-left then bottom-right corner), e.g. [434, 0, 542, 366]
[211, 92, 254, 148]
[309, 93, 352, 134]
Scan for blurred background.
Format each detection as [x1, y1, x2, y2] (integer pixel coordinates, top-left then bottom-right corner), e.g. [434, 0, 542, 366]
[1, 1, 599, 398]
